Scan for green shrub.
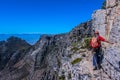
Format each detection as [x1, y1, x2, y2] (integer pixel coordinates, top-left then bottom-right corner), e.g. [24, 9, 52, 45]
[81, 37, 91, 49]
[71, 58, 82, 65]
[84, 38, 91, 48]
[101, 0, 106, 9]
[72, 42, 78, 47]
[59, 75, 65, 80]
[71, 47, 79, 52]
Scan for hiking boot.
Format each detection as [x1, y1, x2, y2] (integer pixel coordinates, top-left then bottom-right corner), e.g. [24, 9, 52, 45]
[93, 67, 97, 70]
[98, 65, 102, 69]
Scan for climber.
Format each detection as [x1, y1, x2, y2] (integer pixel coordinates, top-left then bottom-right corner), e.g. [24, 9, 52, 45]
[90, 30, 113, 70]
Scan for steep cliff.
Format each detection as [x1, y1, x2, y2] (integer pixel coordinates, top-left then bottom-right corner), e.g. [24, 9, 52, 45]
[92, 0, 120, 79]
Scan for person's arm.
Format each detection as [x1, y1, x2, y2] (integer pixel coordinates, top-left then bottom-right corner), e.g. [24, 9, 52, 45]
[99, 36, 114, 44]
[104, 40, 114, 44]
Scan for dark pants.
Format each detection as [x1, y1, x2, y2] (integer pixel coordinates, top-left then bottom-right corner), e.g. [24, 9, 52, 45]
[93, 46, 103, 68]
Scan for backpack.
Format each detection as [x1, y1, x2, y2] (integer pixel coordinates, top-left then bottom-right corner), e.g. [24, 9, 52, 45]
[90, 37, 99, 48]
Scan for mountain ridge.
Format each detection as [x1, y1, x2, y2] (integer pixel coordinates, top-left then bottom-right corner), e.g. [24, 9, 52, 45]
[0, 34, 41, 45]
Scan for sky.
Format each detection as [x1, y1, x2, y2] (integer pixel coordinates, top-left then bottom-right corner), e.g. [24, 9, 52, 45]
[0, 0, 104, 34]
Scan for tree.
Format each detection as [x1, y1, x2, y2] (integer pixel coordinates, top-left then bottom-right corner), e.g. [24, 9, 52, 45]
[101, 0, 106, 9]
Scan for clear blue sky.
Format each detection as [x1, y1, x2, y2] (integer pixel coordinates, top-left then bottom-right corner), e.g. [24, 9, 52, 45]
[0, 0, 104, 34]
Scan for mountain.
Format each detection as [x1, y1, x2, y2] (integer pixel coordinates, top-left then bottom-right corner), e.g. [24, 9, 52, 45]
[0, 0, 120, 80]
[0, 36, 31, 71]
[0, 21, 93, 80]
[0, 34, 41, 45]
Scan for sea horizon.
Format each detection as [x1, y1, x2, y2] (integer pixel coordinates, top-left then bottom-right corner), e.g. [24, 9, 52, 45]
[0, 34, 42, 45]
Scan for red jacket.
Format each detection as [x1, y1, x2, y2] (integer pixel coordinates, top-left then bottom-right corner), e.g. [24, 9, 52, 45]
[90, 36, 106, 48]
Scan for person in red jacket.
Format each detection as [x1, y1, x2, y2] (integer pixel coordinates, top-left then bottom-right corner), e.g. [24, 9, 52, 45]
[90, 30, 113, 70]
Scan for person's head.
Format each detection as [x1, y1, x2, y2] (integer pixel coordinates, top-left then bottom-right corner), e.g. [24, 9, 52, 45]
[94, 30, 99, 37]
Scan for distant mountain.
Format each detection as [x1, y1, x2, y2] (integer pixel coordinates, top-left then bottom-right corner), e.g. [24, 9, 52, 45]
[0, 34, 41, 45]
[0, 36, 31, 70]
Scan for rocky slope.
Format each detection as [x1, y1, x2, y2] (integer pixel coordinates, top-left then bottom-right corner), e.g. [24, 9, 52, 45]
[0, 21, 93, 80]
[0, 0, 120, 80]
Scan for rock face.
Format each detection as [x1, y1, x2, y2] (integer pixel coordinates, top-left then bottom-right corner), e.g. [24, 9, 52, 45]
[92, 9, 106, 37]
[92, 0, 120, 79]
[0, 0, 120, 80]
